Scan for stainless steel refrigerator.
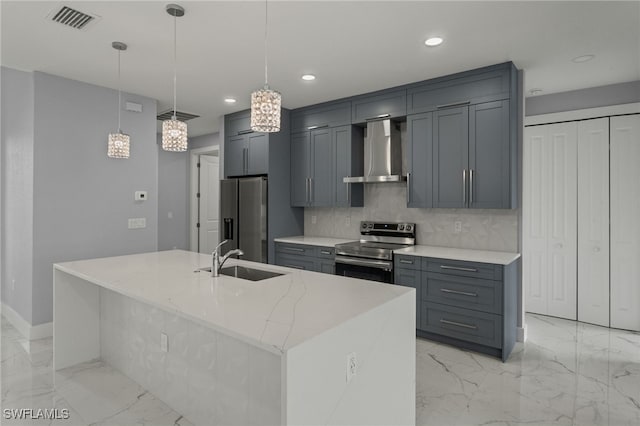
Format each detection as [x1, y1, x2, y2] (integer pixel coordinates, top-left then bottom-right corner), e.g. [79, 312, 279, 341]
[219, 177, 268, 263]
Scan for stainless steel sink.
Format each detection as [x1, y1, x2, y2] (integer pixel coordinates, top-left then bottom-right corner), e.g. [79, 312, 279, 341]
[195, 265, 284, 281]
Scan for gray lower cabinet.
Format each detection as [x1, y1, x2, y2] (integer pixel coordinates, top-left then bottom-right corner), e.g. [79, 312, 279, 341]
[275, 243, 336, 274]
[394, 255, 518, 361]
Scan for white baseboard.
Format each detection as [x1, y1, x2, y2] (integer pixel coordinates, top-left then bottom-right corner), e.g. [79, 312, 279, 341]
[517, 326, 527, 342]
[1, 302, 53, 340]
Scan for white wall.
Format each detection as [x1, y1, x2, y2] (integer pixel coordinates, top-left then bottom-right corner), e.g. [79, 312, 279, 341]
[1, 67, 35, 323]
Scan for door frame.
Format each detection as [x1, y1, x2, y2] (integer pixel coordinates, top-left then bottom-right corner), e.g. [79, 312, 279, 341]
[189, 145, 220, 252]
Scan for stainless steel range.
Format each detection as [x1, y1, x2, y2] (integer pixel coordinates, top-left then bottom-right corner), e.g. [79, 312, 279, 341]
[334, 221, 416, 283]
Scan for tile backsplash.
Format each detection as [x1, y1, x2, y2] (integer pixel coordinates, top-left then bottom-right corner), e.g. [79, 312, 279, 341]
[304, 183, 519, 252]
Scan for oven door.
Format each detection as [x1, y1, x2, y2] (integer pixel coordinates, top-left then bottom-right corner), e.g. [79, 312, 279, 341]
[334, 256, 393, 283]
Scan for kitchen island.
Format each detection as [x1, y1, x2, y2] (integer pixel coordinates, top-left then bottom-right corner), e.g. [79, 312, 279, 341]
[53, 250, 415, 425]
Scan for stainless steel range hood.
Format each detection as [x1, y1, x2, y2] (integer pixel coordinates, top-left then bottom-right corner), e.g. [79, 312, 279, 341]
[343, 119, 405, 183]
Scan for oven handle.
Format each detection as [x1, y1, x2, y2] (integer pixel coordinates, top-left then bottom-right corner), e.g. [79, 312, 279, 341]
[335, 256, 393, 271]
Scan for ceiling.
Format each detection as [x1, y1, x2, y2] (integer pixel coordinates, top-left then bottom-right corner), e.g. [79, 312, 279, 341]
[2, 1, 639, 136]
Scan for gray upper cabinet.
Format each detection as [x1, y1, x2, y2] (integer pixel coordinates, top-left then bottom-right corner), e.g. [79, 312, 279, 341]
[433, 106, 469, 208]
[406, 113, 433, 208]
[351, 88, 407, 123]
[290, 101, 351, 134]
[407, 65, 511, 115]
[334, 126, 364, 207]
[290, 132, 310, 207]
[290, 128, 334, 207]
[225, 134, 247, 178]
[224, 111, 269, 177]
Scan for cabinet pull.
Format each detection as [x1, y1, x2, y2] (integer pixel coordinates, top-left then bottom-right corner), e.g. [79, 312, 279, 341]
[245, 148, 249, 174]
[399, 259, 414, 265]
[365, 113, 391, 122]
[285, 247, 305, 252]
[238, 129, 254, 135]
[440, 319, 477, 330]
[307, 124, 328, 130]
[310, 178, 314, 203]
[305, 178, 310, 204]
[346, 177, 351, 204]
[440, 288, 478, 297]
[469, 169, 474, 205]
[462, 169, 467, 206]
[436, 100, 470, 110]
[320, 250, 331, 255]
[406, 172, 411, 204]
[284, 264, 304, 270]
[440, 265, 478, 273]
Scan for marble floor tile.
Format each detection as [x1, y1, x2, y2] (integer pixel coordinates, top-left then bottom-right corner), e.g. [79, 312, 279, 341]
[2, 313, 639, 425]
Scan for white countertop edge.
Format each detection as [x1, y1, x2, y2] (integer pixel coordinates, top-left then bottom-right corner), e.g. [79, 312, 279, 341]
[274, 236, 357, 247]
[393, 246, 521, 265]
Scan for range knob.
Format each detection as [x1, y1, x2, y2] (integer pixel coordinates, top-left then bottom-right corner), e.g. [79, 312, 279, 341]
[399, 224, 405, 230]
[361, 223, 367, 229]
[406, 225, 412, 232]
[367, 223, 373, 229]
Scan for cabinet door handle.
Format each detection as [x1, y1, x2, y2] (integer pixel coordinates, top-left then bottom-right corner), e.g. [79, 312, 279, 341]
[462, 169, 467, 206]
[320, 250, 331, 255]
[436, 100, 470, 109]
[285, 247, 305, 252]
[307, 124, 328, 130]
[440, 288, 478, 297]
[238, 129, 254, 135]
[469, 169, 474, 206]
[305, 178, 310, 204]
[346, 178, 351, 204]
[399, 259, 414, 265]
[440, 319, 477, 330]
[310, 178, 314, 203]
[365, 113, 391, 122]
[440, 265, 478, 273]
[406, 172, 412, 204]
[242, 149, 247, 174]
[284, 264, 304, 270]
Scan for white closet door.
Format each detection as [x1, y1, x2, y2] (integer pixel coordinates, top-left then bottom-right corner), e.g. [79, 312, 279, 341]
[610, 114, 640, 331]
[524, 122, 578, 319]
[577, 118, 610, 327]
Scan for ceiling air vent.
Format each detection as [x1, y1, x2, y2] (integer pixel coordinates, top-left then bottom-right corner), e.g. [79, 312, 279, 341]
[49, 6, 97, 30]
[157, 110, 200, 122]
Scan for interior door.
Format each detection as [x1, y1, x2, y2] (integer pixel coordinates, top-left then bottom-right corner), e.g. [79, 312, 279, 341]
[199, 155, 220, 254]
[610, 114, 640, 331]
[577, 118, 610, 327]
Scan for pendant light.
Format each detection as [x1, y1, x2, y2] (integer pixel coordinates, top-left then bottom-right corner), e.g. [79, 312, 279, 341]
[107, 41, 130, 159]
[162, 4, 188, 152]
[250, 0, 281, 133]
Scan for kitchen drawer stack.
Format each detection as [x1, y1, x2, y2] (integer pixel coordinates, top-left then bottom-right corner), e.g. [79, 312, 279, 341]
[395, 255, 518, 361]
[275, 242, 336, 274]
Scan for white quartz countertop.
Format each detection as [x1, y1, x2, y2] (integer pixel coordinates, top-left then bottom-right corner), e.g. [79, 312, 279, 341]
[394, 245, 520, 265]
[274, 236, 356, 247]
[54, 250, 412, 354]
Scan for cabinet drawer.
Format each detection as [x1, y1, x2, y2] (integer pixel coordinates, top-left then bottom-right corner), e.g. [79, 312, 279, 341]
[352, 89, 407, 123]
[407, 68, 510, 115]
[316, 247, 335, 259]
[394, 255, 420, 270]
[318, 260, 335, 275]
[422, 302, 502, 349]
[275, 253, 316, 271]
[225, 113, 252, 136]
[275, 243, 315, 257]
[291, 101, 351, 133]
[423, 272, 502, 314]
[424, 258, 502, 280]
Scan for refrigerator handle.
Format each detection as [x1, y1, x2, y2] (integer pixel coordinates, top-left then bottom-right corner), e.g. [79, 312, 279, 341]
[223, 218, 234, 240]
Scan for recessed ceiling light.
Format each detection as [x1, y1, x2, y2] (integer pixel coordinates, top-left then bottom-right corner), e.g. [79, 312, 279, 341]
[224, 98, 236, 104]
[424, 37, 443, 47]
[572, 54, 595, 63]
[301, 74, 316, 81]
[529, 88, 543, 96]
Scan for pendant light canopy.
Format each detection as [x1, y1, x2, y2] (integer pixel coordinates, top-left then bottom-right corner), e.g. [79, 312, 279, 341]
[108, 41, 130, 159]
[162, 4, 188, 152]
[250, 0, 281, 133]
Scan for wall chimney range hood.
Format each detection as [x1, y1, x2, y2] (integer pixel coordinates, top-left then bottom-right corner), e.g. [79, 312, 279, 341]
[344, 119, 405, 183]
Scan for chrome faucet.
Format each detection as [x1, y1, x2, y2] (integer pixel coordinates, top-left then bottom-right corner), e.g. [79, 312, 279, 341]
[212, 240, 244, 277]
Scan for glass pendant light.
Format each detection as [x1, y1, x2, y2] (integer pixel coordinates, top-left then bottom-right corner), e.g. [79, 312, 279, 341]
[108, 41, 130, 159]
[250, 0, 281, 133]
[162, 4, 188, 152]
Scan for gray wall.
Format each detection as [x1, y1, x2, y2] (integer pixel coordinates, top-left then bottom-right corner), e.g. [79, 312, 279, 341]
[190, 132, 220, 150]
[1, 67, 34, 323]
[30, 72, 158, 325]
[526, 80, 640, 116]
[157, 134, 189, 251]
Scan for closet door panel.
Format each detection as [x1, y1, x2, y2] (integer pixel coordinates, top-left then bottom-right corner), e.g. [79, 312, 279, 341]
[577, 118, 610, 327]
[610, 114, 640, 331]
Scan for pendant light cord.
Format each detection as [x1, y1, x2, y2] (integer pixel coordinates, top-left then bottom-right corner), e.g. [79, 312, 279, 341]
[264, 0, 268, 87]
[173, 13, 177, 120]
[117, 48, 122, 133]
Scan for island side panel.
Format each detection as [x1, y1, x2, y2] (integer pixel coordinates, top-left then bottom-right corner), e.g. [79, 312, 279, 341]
[53, 269, 101, 370]
[99, 287, 282, 426]
[284, 290, 416, 426]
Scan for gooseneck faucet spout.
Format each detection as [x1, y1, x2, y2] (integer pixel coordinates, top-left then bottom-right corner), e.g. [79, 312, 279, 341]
[212, 240, 244, 277]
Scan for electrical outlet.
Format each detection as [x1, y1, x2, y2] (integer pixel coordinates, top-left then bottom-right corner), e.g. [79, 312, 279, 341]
[346, 352, 357, 383]
[128, 218, 147, 229]
[311, 215, 317, 225]
[160, 333, 168, 353]
[454, 221, 462, 234]
[346, 216, 351, 226]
